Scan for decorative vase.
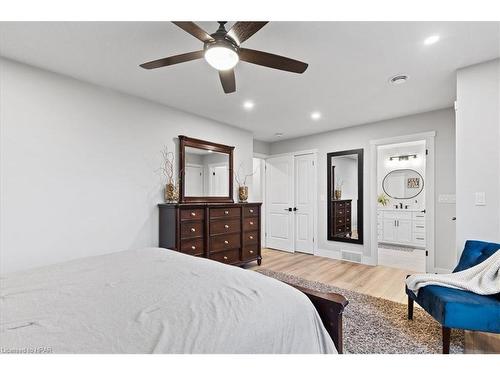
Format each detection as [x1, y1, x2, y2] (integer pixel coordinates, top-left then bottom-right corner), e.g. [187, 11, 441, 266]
[238, 186, 248, 203]
[334, 189, 342, 200]
[164, 182, 177, 203]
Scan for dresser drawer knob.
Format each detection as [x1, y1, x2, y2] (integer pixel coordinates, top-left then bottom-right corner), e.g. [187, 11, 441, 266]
[224, 210, 229, 215]
[224, 224, 229, 229]
[190, 228, 196, 232]
[249, 250, 254, 254]
[191, 245, 196, 250]
[249, 209, 254, 213]
[224, 240, 229, 244]
[249, 235, 254, 240]
[190, 212, 196, 217]
[250, 221, 254, 225]
[223, 256, 228, 260]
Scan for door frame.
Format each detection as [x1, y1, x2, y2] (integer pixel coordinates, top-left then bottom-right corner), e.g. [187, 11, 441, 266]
[263, 149, 318, 254]
[369, 131, 436, 272]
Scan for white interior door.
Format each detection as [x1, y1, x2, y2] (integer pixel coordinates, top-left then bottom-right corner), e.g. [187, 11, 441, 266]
[294, 154, 315, 254]
[185, 164, 203, 196]
[265, 155, 294, 252]
[209, 164, 229, 196]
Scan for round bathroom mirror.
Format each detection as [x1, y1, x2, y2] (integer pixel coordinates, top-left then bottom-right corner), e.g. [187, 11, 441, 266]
[382, 169, 424, 199]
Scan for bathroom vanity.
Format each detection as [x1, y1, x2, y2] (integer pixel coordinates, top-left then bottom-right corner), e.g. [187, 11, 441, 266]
[377, 209, 426, 248]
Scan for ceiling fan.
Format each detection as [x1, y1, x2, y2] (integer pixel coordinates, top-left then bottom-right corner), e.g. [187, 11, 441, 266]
[139, 21, 308, 94]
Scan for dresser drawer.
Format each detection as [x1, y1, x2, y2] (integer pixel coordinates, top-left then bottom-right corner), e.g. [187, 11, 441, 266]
[180, 208, 204, 221]
[242, 245, 259, 260]
[413, 233, 426, 246]
[210, 219, 240, 235]
[413, 221, 425, 233]
[210, 207, 241, 219]
[335, 225, 346, 234]
[180, 221, 204, 239]
[243, 217, 259, 231]
[243, 205, 259, 217]
[334, 201, 347, 209]
[210, 248, 240, 264]
[180, 238, 204, 256]
[412, 212, 426, 220]
[336, 217, 345, 225]
[243, 231, 258, 245]
[210, 233, 241, 252]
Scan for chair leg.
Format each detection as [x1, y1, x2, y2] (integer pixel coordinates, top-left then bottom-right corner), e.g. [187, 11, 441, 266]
[442, 326, 451, 354]
[407, 296, 414, 320]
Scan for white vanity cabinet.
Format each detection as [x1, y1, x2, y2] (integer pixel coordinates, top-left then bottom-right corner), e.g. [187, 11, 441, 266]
[377, 209, 426, 248]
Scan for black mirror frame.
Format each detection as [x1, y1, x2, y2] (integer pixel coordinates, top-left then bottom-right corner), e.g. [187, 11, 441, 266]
[327, 148, 364, 244]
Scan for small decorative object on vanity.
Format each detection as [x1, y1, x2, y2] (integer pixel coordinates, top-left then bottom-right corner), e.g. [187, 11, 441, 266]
[334, 180, 343, 200]
[377, 193, 390, 207]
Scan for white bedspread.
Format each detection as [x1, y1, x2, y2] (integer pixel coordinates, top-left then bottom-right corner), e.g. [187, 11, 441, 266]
[0, 248, 335, 354]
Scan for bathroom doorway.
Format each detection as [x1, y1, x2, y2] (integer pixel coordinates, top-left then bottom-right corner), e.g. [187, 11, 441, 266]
[370, 132, 436, 273]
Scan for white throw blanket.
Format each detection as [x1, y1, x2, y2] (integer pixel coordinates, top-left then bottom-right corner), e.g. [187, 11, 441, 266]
[406, 251, 500, 295]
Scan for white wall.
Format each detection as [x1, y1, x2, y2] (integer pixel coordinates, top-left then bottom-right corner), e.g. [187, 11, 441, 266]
[0, 58, 254, 273]
[456, 59, 500, 254]
[270, 108, 457, 271]
[253, 140, 271, 156]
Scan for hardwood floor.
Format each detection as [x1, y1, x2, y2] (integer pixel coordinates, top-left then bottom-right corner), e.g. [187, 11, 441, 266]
[249, 248, 411, 304]
[250, 248, 499, 354]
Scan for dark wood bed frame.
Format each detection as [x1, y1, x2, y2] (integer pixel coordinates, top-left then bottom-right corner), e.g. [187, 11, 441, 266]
[286, 282, 349, 354]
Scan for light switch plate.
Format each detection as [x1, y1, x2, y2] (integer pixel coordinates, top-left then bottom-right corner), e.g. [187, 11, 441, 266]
[475, 192, 486, 206]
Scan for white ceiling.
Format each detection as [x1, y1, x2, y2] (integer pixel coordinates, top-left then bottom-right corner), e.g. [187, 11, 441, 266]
[1, 22, 499, 141]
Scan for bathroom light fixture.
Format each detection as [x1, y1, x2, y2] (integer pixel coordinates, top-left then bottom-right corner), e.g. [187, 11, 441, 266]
[311, 111, 321, 120]
[424, 35, 440, 45]
[243, 100, 255, 110]
[275, 132, 284, 137]
[389, 154, 418, 161]
[389, 74, 409, 85]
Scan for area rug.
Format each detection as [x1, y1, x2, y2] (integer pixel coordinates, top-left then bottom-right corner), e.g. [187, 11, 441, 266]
[256, 269, 465, 354]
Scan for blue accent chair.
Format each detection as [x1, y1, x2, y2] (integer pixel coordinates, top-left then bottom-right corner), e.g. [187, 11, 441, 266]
[406, 240, 500, 353]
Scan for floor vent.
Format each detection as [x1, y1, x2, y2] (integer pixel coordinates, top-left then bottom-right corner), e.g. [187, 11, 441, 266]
[341, 250, 362, 263]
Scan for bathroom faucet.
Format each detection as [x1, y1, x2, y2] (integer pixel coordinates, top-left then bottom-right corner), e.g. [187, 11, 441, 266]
[399, 202, 403, 209]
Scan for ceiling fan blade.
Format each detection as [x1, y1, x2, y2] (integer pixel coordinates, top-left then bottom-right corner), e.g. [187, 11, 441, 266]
[219, 69, 236, 94]
[239, 48, 308, 74]
[227, 22, 268, 45]
[172, 22, 214, 43]
[140, 50, 204, 70]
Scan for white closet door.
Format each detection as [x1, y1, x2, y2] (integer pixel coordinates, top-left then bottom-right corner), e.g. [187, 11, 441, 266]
[294, 154, 315, 254]
[265, 155, 294, 252]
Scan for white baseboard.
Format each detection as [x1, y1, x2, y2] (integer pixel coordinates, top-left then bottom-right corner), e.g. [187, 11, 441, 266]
[314, 248, 341, 260]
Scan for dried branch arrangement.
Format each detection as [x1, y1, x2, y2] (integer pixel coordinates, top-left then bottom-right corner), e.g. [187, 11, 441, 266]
[159, 146, 175, 185]
[234, 162, 256, 187]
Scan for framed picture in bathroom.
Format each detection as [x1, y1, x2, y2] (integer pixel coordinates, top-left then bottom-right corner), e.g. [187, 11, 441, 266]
[407, 177, 420, 189]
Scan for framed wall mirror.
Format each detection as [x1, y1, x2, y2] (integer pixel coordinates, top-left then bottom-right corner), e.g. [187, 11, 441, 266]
[179, 135, 234, 203]
[382, 169, 424, 199]
[327, 148, 364, 244]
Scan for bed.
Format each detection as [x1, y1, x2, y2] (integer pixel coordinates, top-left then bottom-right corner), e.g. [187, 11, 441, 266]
[0, 248, 347, 354]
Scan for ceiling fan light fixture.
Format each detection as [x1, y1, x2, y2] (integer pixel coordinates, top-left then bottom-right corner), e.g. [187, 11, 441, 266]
[204, 44, 239, 71]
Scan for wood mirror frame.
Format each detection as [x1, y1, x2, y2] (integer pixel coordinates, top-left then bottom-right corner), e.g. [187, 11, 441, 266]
[179, 135, 234, 203]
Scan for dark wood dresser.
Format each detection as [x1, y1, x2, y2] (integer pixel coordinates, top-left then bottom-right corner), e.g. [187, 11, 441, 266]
[331, 199, 352, 238]
[159, 202, 262, 266]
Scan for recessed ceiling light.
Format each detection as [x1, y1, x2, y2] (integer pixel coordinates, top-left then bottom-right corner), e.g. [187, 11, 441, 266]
[311, 111, 322, 120]
[207, 150, 213, 153]
[275, 132, 284, 137]
[424, 35, 440, 45]
[243, 100, 254, 110]
[389, 74, 409, 85]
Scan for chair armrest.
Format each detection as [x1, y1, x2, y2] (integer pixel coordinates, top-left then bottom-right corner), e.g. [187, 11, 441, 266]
[286, 281, 348, 354]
